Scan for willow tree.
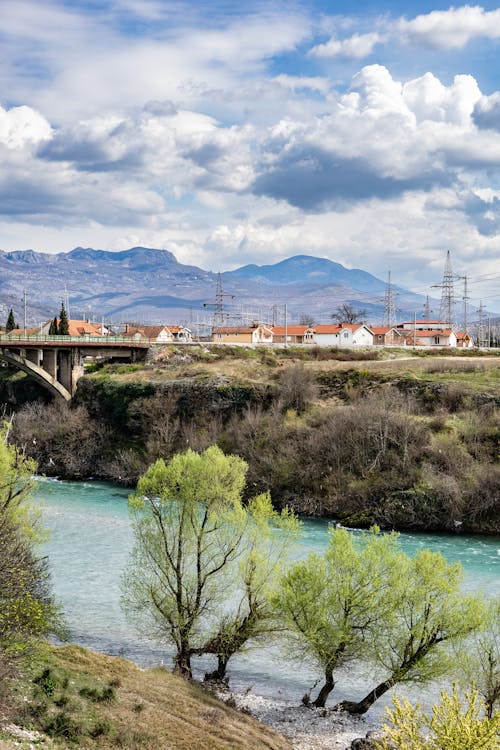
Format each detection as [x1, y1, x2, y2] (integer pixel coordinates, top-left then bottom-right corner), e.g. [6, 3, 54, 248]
[274, 527, 403, 707]
[454, 596, 500, 719]
[122, 446, 299, 679]
[337, 549, 486, 715]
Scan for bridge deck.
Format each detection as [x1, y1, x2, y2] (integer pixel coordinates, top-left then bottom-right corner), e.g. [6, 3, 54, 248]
[0, 334, 150, 348]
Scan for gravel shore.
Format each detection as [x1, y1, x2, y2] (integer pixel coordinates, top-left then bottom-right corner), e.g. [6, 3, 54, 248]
[216, 688, 380, 750]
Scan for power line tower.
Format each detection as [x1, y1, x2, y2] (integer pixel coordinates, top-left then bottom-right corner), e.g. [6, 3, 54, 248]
[462, 276, 469, 333]
[424, 294, 432, 320]
[432, 251, 458, 327]
[382, 270, 398, 327]
[477, 300, 485, 347]
[203, 272, 235, 330]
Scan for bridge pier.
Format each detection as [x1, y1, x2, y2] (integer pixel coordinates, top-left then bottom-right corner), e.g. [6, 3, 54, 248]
[25, 348, 42, 367]
[58, 350, 72, 393]
[42, 349, 57, 379]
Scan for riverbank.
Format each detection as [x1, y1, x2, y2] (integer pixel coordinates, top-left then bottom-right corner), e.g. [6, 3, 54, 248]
[8, 351, 499, 533]
[212, 687, 378, 750]
[0, 645, 292, 750]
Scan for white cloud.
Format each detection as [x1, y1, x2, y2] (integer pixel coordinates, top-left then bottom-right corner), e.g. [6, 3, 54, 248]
[309, 32, 382, 59]
[0, 104, 52, 149]
[397, 5, 500, 50]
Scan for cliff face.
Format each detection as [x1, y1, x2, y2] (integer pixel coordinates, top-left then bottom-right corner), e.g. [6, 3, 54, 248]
[6, 354, 500, 535]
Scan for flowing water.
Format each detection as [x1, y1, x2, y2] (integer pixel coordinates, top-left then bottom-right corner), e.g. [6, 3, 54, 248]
[35, 477, 500, 720]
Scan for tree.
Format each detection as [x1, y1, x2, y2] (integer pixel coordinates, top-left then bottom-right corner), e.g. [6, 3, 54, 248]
[122, 446, 298, 679]
[337, 549, 485, 715]
[195, 492, 299, 681]
[48, 316, 58, 335]
[376, 686, 500, 750]
[454, 597, 500, 718]
[5, 309, 18, 332]
[0, 423, 59, 663]
[331, 303, 366, 324]
[58, 303, 69, 335]
[299, 313, 315, 327]
[273, 527, 403, 707]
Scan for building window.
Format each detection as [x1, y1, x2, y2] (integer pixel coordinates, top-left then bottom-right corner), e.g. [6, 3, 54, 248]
[434, 337, 440, 345]
[217, 333, 221, 339]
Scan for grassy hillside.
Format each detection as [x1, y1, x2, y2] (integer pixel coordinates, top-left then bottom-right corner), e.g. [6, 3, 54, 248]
[1, 645, 290, 750]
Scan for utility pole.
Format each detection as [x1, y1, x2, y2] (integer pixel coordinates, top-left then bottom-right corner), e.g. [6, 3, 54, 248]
[64, 284, 71, 320]
[23, 289, 27, 335]
[284, 303, 288, 349]
[413, 311, 416, 347]
[203, 272, 235, 331]
[382, 270, 398, 327]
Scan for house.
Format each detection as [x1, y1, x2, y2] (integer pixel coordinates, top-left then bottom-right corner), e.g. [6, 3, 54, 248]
[402, 329, 457, 347]
[271, 325, 315, 345]
[397, 319, 451, 331]
[370, 326, 403, 346]
[212, 322, 273, 344]
[455, 331, 474, 348]
[313, 323, 374, 346]
[313, 324, 353, 346]
[123, 325, 192, 343]
[39, 319, 104, 336]
[166, 325, 192, 343]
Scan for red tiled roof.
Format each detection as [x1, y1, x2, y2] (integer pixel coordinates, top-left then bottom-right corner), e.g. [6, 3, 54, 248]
[213, 326, 255, 334]
[404, 329, 453, 338]
[313, 324, 345, 334]
[272, 325, 312, 335]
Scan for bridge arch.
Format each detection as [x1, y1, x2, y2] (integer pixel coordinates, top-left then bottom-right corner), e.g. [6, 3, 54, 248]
[0, 350, 71, 401]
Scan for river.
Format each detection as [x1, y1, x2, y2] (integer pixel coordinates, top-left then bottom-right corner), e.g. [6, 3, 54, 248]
[35, 477, 500, 722]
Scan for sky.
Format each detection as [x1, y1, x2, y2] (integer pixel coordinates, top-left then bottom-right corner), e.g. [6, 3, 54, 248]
[1, 0, 500, 309]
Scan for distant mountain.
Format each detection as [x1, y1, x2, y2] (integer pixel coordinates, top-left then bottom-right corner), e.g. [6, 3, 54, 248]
[0, 246, 432, 327]
[225, 254, 387, 293]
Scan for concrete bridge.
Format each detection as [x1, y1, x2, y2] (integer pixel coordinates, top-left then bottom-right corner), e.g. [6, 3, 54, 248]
[0, 334, 150, 401]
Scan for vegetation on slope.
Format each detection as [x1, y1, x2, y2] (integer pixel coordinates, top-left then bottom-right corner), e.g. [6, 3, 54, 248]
[5, 347, 500, 532]
[1, 644, 291, 750]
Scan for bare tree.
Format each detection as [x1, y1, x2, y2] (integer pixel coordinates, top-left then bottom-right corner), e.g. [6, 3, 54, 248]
[331, 303, 366, 324]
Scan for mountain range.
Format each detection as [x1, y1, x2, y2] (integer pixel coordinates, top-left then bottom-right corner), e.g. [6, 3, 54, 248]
[0, 246, 435, 328]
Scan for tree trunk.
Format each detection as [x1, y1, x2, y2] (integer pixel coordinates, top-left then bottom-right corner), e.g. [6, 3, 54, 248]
[204, 654, 229, 683]
[312, 666, 335, 708]
[334, 677, 395, 715]
[173, 647, 192, 679]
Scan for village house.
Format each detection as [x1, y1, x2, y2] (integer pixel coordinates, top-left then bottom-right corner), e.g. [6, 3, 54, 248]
[455, 331, 474, 348]
[39, 319, 105, 337]
[124, 325, 192, 343]
[271, 325, 315, 345]
[313, 323, 374, 346]
[370, 326, 404, 346]
[212, 322, 273, 344]
[401, 328, 457, 347]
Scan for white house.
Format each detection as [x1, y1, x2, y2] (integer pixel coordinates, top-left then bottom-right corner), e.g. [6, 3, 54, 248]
[313, 325, 354, 346]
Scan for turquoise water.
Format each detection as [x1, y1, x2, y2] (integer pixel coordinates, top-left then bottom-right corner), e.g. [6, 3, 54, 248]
[36, 477, 500, 716]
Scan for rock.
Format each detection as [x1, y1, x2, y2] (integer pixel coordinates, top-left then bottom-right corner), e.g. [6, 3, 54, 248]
[351, 730, 386, 749]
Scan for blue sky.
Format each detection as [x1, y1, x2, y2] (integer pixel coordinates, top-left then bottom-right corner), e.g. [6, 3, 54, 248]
[1, 0, 500, 309]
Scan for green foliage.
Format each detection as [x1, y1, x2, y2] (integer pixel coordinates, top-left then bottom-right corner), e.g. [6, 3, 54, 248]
[5, 309, 18, 332]
[454, 597, 500, 718]
[122, 446, 299, 679]
[377, 686, 500, 750]
[58, 302, 69, 335]
[273, 527, 403, 706]
[48, 316, 58, 335]
[0, 423, 60, 659]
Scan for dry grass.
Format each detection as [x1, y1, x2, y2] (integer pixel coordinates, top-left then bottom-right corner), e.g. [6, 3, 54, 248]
[3, 645, 291, 750]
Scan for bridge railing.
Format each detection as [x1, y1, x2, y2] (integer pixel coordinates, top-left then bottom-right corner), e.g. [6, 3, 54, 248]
[0, 334, 152, 345]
